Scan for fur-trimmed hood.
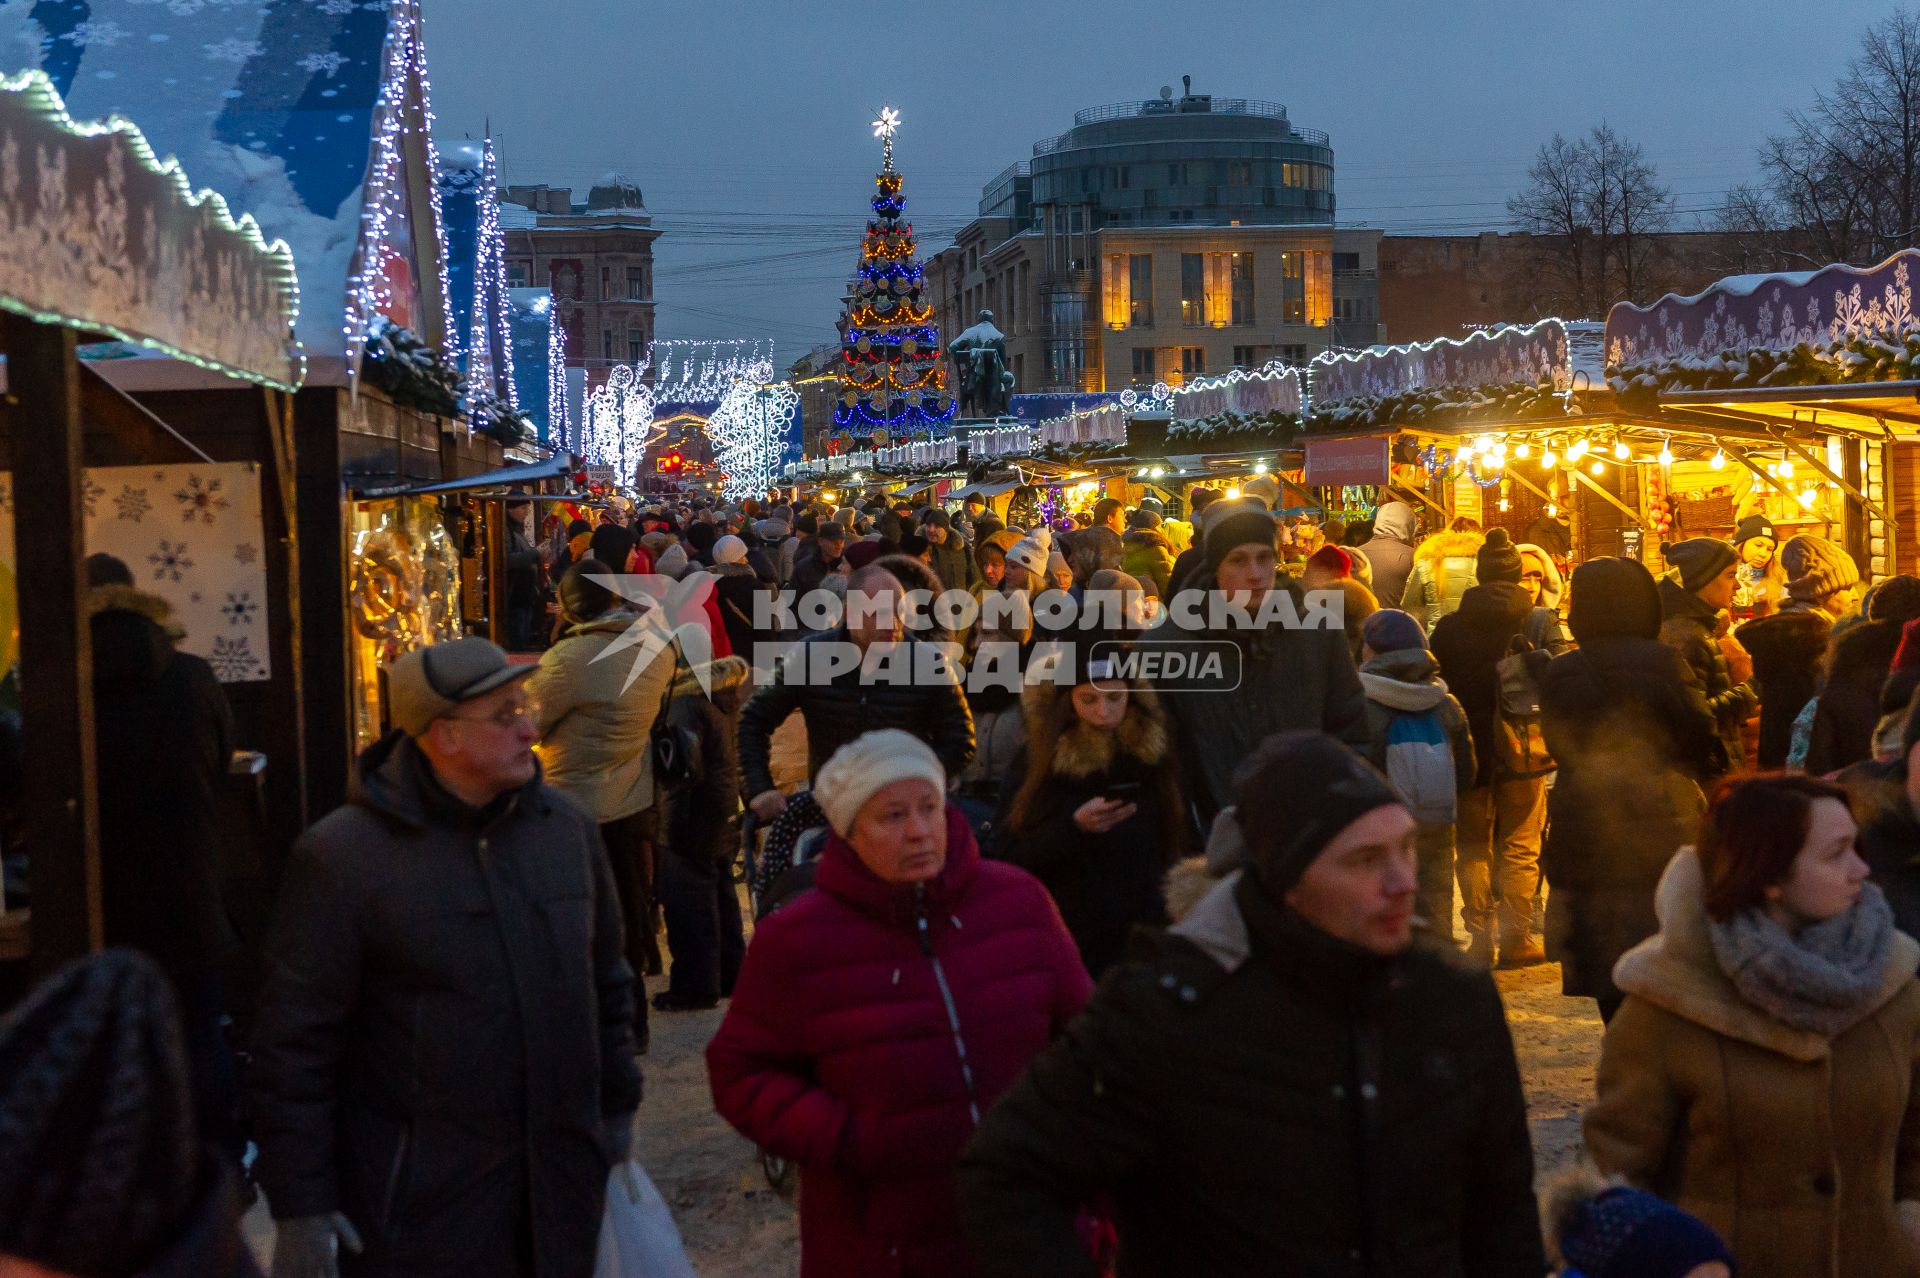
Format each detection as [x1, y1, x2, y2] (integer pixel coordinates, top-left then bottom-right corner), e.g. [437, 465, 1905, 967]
[669, 653, 750, 700]
[1517, 543, 1564, 610]
[1736, 607, 1832, 679]
[1018, 676, 1169, 778]
[1413, 529, 1484, 566]
[1612, 847, 1920, 1061]
[1359, 648, 1450, 711]
[88, 583, 184, 639]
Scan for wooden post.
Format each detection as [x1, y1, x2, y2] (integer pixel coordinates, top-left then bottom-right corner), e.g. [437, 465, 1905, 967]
[4, 317, 101, 972]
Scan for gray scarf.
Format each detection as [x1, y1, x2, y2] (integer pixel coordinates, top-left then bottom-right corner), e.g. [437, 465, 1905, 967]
[1708, 882, 1896, 1037]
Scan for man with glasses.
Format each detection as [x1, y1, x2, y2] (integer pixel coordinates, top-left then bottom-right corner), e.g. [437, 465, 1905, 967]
[251, 638, 642, 1278]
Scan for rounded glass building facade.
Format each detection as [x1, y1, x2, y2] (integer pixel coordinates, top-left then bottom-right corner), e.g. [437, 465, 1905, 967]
[1022, 93, 1334, 228]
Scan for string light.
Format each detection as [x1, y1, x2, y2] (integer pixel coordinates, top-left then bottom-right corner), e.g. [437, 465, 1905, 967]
[1590, 460, 1606, 475]
[1613, 441, 1629, 461]
[347, 0, 455, 382]
[1567, 438, 1590, 462]
[1540, 447, 1557, 468]
[1515, 442, 1531, 459]
[1544, 503, 1558, 517]
[1799, 489, 1818, 508]
[1225, 486, 1241, 499]
[1710, 449, 1726, 470]
[1658, 440, 1674, 466]
[1779, 458, 1795, 479]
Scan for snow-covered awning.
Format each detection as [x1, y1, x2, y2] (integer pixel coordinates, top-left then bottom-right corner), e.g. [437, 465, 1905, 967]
[1605, 249, 1920, 367]
[0, 69, 299, 388]
[1307, 319, 1572, 407]
[0, 0, 452, 382]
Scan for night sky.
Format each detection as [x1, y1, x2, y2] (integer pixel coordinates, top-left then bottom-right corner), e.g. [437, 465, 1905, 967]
[425, 0, 1895, 365]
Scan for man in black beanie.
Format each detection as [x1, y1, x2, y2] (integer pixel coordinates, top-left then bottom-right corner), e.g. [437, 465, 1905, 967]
[960, 731, 1543, 1278]
[1657, 537, 1753, 775]
[1145, 501, 1369, 821]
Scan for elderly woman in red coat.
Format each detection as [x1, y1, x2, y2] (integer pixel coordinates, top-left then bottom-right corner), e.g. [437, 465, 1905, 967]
[707, 728, 1092, 1277]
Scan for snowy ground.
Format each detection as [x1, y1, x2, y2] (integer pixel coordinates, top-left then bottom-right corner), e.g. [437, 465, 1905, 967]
[241, 954, 1605, 1276]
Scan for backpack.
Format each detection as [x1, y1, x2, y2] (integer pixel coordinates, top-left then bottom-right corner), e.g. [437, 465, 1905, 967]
[1492, 616, 1556, 780]
[1383, 706, 1460, 826]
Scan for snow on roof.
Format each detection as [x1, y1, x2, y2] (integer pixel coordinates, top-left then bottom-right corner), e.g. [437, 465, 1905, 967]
[585, 172, 645, 213]
[0, 0, 446, 365]
[498, 202, 538, 229]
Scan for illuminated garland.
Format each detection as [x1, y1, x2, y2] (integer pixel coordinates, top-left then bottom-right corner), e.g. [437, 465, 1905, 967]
[1302, 380, 1566, 435]
[547, 307, 570, 449]
[475, 135, 515, 409]
[347, 0, 455, 383]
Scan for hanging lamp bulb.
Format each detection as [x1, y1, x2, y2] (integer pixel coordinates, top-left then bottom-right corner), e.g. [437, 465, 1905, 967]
[1710, 449, 1726, 470]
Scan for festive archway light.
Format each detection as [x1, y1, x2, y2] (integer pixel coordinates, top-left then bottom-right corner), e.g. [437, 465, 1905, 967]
[583, 340, 790, 491]
[708, 356, 798, 499]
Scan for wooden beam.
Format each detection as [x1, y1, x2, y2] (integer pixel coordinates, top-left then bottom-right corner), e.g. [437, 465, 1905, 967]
[78, 364, 210, 465]
[1568, 464, 1654, 531]
[1772, 430, 1897, 532]
[1386, 482, 1448, 518]
[4, 317, 101, 972]
[1502, 465, 1559, 509]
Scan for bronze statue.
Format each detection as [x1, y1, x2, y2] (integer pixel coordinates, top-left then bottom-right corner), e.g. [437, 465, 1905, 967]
[949, 309, 1013, 418]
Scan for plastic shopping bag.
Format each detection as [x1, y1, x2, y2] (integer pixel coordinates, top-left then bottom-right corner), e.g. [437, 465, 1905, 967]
[593, 1161, 697, 1278]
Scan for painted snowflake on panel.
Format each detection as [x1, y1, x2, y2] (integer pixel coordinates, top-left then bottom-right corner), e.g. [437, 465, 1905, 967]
[221, 591, 258, 626]
[114, 485, 150, 522]
[148, 540, 193, 582]
[208, 636, 261, 680]
[175, 474, 228, 525]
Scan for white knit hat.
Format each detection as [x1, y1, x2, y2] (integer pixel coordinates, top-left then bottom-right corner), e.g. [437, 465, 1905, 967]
[814, 729, 947, 836]
[713, 534, 748, 565]
[1004, 524, 1053, 577]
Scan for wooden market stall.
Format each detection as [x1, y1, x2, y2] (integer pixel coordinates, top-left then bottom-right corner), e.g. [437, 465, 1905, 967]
[0, 71, 304, 976]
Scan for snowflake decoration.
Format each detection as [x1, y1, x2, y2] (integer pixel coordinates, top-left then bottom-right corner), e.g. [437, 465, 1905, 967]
[174, 474, 228, 525]
[80, 478, 106, 518]
[299, 51, 348, 77]
[233, 543, 257, 565]
[220, 591, 258, 626]
[114, 485, 150, 522]
[62, 20, 130, 46]
[208, 636, 261, 681]
[148, 540, 193, 582]
[202, 37, 263, 63]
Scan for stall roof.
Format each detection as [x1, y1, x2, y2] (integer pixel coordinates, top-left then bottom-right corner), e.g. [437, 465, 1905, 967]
[5, 0, 452, 379]
[352, 453, 572, 499]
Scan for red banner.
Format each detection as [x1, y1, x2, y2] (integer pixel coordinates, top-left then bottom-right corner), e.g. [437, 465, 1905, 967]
[1304, 436, 1391, 487]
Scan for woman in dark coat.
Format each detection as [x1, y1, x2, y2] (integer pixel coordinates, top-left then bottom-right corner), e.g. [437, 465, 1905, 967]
[1540, 557, 1723, 1021]
[654, 655, 750, 1011]
[1805, 575, 1920, 776]
[991, 660, 1191, 978]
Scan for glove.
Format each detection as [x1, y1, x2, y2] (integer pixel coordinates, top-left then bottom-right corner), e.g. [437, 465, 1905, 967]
[603, 1111, 636, 1165]
[270, 1213, 363, 1278]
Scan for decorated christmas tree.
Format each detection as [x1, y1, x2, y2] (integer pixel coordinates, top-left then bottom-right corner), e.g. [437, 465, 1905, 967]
[835, 106, 953, 444]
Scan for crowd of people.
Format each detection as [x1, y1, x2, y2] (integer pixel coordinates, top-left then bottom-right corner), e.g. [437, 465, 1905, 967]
[13, 477, 1920, 1278]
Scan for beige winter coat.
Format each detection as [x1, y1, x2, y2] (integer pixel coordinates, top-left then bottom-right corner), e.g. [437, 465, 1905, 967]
[526, 609, 676, 823]
[1585, 849, 1920, 1278]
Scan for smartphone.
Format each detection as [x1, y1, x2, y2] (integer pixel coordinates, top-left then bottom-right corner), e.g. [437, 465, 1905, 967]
[1103, 781, 1143, 800]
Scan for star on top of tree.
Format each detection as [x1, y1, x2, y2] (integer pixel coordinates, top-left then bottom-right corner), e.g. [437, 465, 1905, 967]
[871, 105, 902, 170]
